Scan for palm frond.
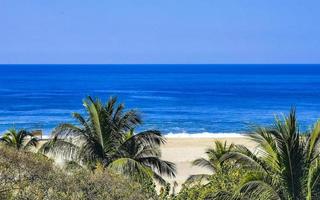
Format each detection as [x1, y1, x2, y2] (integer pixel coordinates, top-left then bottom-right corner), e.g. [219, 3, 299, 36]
[192, 158, 217, 172]
[39, 138, 79, 161]
[307, 160, 320, 198]
[237, 171, 280, 200]
[72, 112, 91, 133]
[221, 145, 269, 172]
[137, 156, 176, 177]
[108, 157, 153, 180]
[186, 174, 211, 184]
[133, 130, 165, 145]
[24, 137, 39, 150]
[0, 128, 39, 150]
[83, 98, 104, 149]
[306, 121, 320, 162]
[209, 191, 236, 200]
[38, 96, 174, 186]
[153, 171, 167, 186]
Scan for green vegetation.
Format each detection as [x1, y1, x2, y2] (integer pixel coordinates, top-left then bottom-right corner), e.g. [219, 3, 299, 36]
[218, 109, 320, 199]
[0, 96, 175, 200]
[173, 165, 246, 200]
[170, 109, 320, 200]
[187, 141, 235, 183]
[0, 128, 39, 150]
[0, 147, 154, 199]
[170, 141, 247, 200]
[40, 96, 176, 185]
[1, 98, 320, 200]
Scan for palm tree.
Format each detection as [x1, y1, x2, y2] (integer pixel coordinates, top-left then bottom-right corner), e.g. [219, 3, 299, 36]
[41, 96, 176, 185]
[219, 109, 320, 200]
[0, 128, 39, 150]
[187, 141, 235, 183]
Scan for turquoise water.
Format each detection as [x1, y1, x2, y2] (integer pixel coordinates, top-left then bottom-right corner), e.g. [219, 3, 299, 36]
[0, 65, 320, 135]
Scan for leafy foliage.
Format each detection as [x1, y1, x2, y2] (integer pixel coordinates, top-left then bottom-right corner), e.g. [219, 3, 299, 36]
[0, 146, 52, 199]
[40, 96, 176, 185]
[170, 141, 246, 200]
[219, 108, 320, 199]
[0, 128, 39, 150]
[172, 109, 320, 200]
[172, 163, 247, 200]
[0, 146, 156, 200]
[187, 141, 235, 183]
[3, 103, 320, 200]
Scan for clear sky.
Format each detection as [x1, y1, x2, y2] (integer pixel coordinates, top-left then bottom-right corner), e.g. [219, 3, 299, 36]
[1, 0, 319, 64]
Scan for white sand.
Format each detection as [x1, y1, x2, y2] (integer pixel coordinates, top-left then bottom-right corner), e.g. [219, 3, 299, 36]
[161, 136, 256, 191]
[39, 135, 256, 192]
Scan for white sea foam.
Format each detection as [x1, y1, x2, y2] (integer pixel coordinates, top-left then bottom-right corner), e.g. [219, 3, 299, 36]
[39, 132, 246, 139]
[40, 135, 51, 139]
[164, 132, 245, 138]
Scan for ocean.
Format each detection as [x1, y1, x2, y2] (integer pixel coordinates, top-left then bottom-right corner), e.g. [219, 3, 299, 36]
[0, 64, 320, 136]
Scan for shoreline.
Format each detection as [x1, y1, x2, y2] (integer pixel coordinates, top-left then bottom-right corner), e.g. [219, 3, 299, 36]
[164, 132, 246, 138]
[35, 132, 247, 139]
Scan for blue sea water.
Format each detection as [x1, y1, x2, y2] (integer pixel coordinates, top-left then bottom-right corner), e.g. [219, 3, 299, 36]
[0, 64, 320, 135]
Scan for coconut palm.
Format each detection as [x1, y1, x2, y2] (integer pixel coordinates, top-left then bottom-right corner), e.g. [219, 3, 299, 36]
[0, 128, 39, 150]
[41, 96, 176, 185]
[219, 109, 320, 200]
[187, 141, 235, 183]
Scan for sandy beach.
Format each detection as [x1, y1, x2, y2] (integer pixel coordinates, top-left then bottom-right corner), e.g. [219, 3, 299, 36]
[161, 136, 256, 191]
[39, 134, 257, 191]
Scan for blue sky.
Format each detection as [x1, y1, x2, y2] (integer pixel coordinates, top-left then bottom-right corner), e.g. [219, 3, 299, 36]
[1, 0, 319, 64]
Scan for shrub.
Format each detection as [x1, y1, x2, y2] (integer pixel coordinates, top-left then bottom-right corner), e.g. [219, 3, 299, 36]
[171, 163, 247, 200]
[0, 147, 156, 200]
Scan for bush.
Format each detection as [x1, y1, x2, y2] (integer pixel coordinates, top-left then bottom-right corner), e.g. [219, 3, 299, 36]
[0, 147, 53, 199]
[0, 147, 156, 200]
[171, 163, 247, 200]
